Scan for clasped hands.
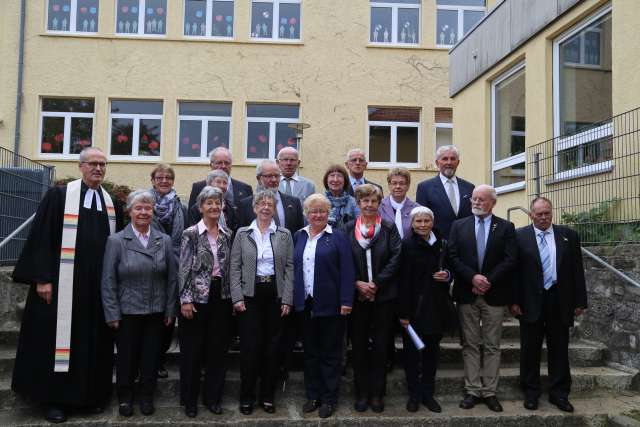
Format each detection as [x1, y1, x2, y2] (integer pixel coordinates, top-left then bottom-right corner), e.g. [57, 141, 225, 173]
[472, 274, 491, 295]
[356, 280, 377, 302]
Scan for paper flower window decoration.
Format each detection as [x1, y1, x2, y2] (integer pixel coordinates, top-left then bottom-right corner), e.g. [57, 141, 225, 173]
[215, 15, 223, 22]
[258, 134, 268, 144]
[148, 141, 160, 150]
[42, 142, 53, 152]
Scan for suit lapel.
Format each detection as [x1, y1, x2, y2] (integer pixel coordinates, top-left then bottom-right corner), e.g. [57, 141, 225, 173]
[466, 217, 480, 269]
[435, 178, 456, 217]
[526, 224, 543, 270]
[553, 225, 566, 271]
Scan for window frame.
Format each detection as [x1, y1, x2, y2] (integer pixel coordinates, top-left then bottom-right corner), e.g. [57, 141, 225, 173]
[46, 0, 99, 35]
[435, 1, 485, 48]
[38, 98, 95, 159]
[182, 0, 235, 40]
[176, 101, 233, 163]
[108, 100, 164, 161]
[369, 1, 421, 47]
[114, 0, 168, 38]
[552, 4, 612, 180]
[367, 109, 421, 168]
[249, 0, 302, 42]
[245, 104, 300, 162]
[491, 61, 526, 194]
[433, 121, 453, 155]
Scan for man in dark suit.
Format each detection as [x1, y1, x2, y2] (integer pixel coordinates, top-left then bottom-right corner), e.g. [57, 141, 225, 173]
[511, 197, 587, 413]
[416, 145, 475, 239]
[448, 184, 517, 413]
[187, 147, 252, 210]
[344, 148, 383, 197]
[236, 160, 304, 235]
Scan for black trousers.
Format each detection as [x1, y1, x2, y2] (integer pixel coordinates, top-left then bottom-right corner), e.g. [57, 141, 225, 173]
[179, 283, 233, 407]
[239, 283, 283, 405]
[519, 286, 571, 400]
[351, 299, 394, 399]
[402, 332, 442, 400]
[303, 301, 345, 405]
[159, 316, 176, 366]
[116, 313, 164, 403]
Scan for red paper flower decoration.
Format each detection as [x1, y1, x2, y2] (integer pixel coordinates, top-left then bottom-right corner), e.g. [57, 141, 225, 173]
[191, 143, 200, 150]
[182, 136, 190, 145]
[249, 146, 257, 154]
[54, 133, 64, 143]
[149, 141, 160, 150]
[122, 6, 129, 13]
[289, 18, 297, 25]
[287, 137, 295, 145]
[42, 142, 52, 152]
[79, 139, 91, 146]
[156, 7, 164, 15]
[215, 15, 223, 22]
[117, 134, 129, 143]
[79, 7, 87, 13]
[258, 134, 267, 144]
[52, 4, 60, 12]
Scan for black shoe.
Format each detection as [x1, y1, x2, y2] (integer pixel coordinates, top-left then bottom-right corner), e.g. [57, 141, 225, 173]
[140, 400, 155, 416]
[406, 398, 419, 412]
[370, 397, 384, 413]
[354, 398, 368, 412]
[302, 400, 320, 413]
[318, 403, 334, 418]
[157, 365, 168, 379]
[549, 397, 574, 413]
[118, 402, 133, 417]
[484, 396, 503, 412]
[208, 403, 223, 415]
[262, 402, 276, 414]
[524, 397, 538, 410]
[459, 394, 482, 409]
[422, 397, 442, 413]
[45, 407, 67, 424]
[240, 403, 253, 415]
[185, 405, 198, 418]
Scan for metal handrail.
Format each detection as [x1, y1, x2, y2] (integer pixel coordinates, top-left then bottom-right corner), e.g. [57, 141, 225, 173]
[581, 247, 640, 289]
[507, 206, 530, 222]
[0, 213, 34, 251]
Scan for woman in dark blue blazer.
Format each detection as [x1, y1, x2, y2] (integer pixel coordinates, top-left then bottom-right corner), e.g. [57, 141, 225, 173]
[293, 194, 355, 419]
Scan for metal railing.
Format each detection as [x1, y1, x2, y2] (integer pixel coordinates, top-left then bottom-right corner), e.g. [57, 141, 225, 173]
[0, 147, 55, 266]
[526, 107, 640, 245]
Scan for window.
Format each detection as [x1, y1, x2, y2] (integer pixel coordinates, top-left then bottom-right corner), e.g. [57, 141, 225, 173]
[370, 0, 420, 45]
[40, 98, 94, 157]
[110, 100, 163, 159]
[436, 0, 485, 47]
[553, 6, 612, 178]
[246, 104, 299, 160]
[116, 0, 167, 35]
[368, 107, 420, 167]
[47, 0, 99, 33]
[434, 107, 453, 152]
[250, 0, 301, 41]
[491, 63, 525, 193]
[177, 102, 232, 161]
[184, 0, 234, 38]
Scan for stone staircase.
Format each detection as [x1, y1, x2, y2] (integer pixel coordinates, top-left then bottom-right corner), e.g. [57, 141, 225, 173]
[0, 266, 639, 426]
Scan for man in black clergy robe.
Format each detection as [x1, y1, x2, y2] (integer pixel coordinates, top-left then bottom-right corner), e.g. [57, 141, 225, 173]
[11, 147, 123, 423]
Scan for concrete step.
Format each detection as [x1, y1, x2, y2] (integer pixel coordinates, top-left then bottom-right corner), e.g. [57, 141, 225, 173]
[0, 392, 639, 426]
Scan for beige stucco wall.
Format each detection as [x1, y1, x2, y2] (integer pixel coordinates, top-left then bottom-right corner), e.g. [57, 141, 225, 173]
[0, 2, 20, 151]
[3, 0, 491, 200]
[450, 0, 636, 227]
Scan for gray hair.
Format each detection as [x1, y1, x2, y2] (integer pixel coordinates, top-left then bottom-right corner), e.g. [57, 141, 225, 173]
[346, 148, 366, 162]
[277, 146, 299, 160]
[206, 169, 229, 186]
[435, 145, 461, 161]
[303, 193, 331, 217]
[256, 159, 280, 177]
[252, 189, 278, 209]
[78, 147, 105, 163]
[410, 206, 434, 222]
[473, 184, 497, 201]
[196, 186, 224, 207]
[208, 146, 232, 163]
[126, 189, 155, 210]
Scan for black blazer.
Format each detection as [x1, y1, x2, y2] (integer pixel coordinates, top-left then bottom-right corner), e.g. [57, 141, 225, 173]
[513, 224, 587, 326]
[188, 177, 253, 210]
[447, 215, 517, 306]
[236, 191, 304, 235]
[343, 219, 402, 303]
[346, 178, 383, 197]
[415, 176, 475, 239]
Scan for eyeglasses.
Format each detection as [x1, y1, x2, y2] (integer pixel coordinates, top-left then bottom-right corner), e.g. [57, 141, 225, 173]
[348, 158, 366, 164]
[154, 175, 174, 182]
[81, 161, 107, 169]
[257, 201, 276, 208]
[308, 209, 329, 215]
[260, 174, 280, 179]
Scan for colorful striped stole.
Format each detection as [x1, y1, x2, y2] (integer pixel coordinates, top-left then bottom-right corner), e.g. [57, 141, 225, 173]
[54, 179, 116, 372]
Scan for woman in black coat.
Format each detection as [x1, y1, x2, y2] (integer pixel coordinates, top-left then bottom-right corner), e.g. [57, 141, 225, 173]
[398, 206, 452, 414]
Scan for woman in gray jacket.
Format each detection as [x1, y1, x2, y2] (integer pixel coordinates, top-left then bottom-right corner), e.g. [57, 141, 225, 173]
[230, 189, 294, 415]
[101, 190, 177, 417]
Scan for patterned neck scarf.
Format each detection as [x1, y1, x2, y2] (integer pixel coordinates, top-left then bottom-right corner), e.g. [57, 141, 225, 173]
[355, 215, 382, 249]
[151, 188, 177, 226]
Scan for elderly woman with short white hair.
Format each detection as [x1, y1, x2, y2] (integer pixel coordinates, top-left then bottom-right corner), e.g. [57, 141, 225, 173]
[397, 206, 452, 414]
[101, 190, 177, 417]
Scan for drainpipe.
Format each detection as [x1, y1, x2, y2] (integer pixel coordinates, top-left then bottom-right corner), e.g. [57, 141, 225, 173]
[13, 0, 26, 165]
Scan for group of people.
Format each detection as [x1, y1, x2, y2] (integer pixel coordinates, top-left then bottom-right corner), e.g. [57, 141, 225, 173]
[11, 144, 587, 423]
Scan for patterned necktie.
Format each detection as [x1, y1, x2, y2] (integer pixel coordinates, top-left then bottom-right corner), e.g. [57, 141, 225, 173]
[476, 217, 485, 271]
[447, 179, 458, 215]
[539, 231, 553, 289]
[284, 178, 293, 196]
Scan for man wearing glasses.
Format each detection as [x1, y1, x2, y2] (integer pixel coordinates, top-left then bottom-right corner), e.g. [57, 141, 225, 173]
[344, 149, 383, 197]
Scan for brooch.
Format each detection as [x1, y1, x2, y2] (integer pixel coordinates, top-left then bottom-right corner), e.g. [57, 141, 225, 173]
[491, 223, 498, 232]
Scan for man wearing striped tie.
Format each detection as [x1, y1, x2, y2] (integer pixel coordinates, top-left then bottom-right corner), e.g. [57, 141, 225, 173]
[511, 197, 587, 413]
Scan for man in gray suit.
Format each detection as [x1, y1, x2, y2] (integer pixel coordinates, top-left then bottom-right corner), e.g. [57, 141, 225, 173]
[277, 147, 316, 202]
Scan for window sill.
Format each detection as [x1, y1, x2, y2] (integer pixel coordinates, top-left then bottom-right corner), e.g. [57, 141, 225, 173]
[40, 33, 304, 46]
[546, 161, 614, 185]
[495, 181, 525, 195]
[367, 43, 447, 52]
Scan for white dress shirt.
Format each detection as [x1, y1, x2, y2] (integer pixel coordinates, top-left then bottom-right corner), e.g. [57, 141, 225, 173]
[280, 173, 300, 194]
[474, 214, 492, 247]
[302, 224, 332, 298]
[534, 225, 557, 283]
[249, 220, 277, 276]
[349, 175, 364, 191]
[439, 174, 460, 209]
[132, 226, 149, 248]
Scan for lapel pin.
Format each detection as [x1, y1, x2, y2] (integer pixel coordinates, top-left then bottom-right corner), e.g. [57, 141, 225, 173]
[562, 236, 568, 241]
[491, 223, 497, 232]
